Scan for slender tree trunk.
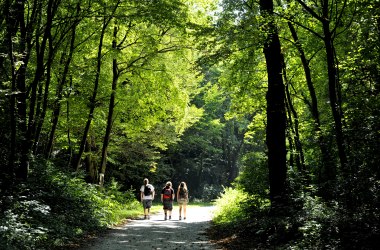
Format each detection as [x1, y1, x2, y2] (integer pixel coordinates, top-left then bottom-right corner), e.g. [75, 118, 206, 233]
[5, 0, 17, 183]
[33, 0, 58, 154]
[14, 0, 31, 181]
[75, 19, 108, 170]
[282, 0, 331, 173]
[75, 21, 106, 171]
[66, 76, 74, 166]
[260, 0, 287, 208]
[27, 1, 46, 154]
[285, 19, 335, 195]
[46, 4, 80, 158]
[99, 26, 119, 184]
[34, 31, 53, 154]
[281, 54, 305, 172]
[295, 0, 348, 178]
[321, 10, 348, 172]
[75, 2, 120, 171]
[285, 83, 304, 172]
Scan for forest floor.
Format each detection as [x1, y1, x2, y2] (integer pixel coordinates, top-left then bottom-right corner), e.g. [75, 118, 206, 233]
[74, 206, 219, 250]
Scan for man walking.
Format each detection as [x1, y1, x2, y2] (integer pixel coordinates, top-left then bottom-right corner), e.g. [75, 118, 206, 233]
[140, 178, 155, 219]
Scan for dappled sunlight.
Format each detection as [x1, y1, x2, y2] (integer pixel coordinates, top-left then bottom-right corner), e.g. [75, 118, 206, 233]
[78, 206, 216, 249]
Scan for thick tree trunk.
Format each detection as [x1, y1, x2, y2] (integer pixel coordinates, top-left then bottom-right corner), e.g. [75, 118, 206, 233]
[260, 0, 287, 208]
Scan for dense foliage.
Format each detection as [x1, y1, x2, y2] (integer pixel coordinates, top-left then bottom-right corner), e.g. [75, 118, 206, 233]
[0, 160, 140, 249]
[0, 0, 379, 248]
[205, 0, 380, 248]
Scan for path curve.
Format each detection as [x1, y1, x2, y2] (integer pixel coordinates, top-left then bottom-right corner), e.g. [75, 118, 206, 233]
[79, 206, 217, 250]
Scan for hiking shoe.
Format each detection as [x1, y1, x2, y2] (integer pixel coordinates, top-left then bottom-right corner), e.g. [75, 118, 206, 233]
[169, 216, 171, 220]
[184, 217, 186, 220]
[164, 215, 167, 220]
[179, 216, 182, 220]
[144, 215, 147, 220]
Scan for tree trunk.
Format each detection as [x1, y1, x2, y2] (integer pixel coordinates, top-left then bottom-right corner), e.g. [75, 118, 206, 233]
[33, 0, 58, 154]
[282, 54, 305, 172]
[5, 0, 17, 183]
[75, 2, 119, 171]
[14, 0, 31, 181]
[285, 16, 335, 195]
[259, 0, 287, 208]
[75, 18, 107, 171]
[99, 26, 119, 183]
[46, 3, 79, 158]
[321, 17, 348, 173]
[285, 82, 304, 172]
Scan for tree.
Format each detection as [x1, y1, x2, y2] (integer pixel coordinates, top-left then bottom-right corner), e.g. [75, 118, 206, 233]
[259, 0, 287, 208]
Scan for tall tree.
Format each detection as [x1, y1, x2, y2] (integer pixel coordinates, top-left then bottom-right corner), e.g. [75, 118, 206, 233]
[75, 2, 120, 171]
[294, 0, 349, 176]
[259, 0, 287, 207]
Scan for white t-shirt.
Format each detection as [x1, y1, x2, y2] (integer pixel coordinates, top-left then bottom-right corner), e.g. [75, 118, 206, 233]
[140, 184, 154, 200]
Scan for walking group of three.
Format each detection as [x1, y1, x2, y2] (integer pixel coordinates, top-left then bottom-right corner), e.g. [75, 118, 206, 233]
[140, 178, 189, 220]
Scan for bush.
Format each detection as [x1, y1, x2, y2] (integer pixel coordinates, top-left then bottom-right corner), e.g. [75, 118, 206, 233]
[213, 187, 251, 225]
[0, 160, 141, 249]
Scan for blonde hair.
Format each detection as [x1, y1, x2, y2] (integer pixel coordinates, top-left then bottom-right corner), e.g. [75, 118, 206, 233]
[143, 178, 149, 185]
[165, 181, 172, 187]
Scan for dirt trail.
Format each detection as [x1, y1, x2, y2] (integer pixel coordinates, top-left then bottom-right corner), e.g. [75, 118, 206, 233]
[79, 206, 218, 250]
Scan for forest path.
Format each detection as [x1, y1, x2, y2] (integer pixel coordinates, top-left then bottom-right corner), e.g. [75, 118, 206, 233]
[79, 206, 218, 250]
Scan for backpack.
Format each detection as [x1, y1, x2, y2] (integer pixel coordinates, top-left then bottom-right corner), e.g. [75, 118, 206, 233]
[163, 187, 172, 200]
[144, 185, 152, 196]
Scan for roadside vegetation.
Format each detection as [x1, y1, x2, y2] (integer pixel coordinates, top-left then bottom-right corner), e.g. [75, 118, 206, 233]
[210, 176, 379, 249]
[0, 159, 213, 249]
[0, 160, 142, 249]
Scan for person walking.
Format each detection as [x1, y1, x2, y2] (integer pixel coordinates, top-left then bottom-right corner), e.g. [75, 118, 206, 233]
[177, 182, 189, 220]
[140, 178, 155, 219]
[161, 181, 175, 220]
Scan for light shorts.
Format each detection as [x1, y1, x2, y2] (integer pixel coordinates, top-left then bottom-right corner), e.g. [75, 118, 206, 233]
[178, 198, 188, 205]
[143, 199, 152, 209]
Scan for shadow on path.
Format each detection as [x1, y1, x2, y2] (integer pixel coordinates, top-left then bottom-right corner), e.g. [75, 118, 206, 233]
[79, 206, 217, 250]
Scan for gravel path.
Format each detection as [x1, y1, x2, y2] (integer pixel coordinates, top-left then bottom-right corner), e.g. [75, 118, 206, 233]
[79, 206, 218, 250]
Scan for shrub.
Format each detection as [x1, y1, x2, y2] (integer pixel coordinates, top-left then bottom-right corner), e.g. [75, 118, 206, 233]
[0, 160, 141, 249]
[213, 187, 250, 225]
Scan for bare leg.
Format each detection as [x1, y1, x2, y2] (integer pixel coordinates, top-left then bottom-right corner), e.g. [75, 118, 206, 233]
[183, 204, 187, 219]
[164, 209, 167, 220]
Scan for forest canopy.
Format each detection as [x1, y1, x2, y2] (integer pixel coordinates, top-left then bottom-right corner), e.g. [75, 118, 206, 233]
[0, 0, 379, 249]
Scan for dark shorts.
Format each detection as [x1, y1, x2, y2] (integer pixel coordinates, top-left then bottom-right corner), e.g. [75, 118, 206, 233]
[143, 199, 152, 209]
[163, 200, 173, 210]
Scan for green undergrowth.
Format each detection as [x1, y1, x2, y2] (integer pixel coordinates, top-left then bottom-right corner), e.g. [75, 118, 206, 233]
[209, 186, 380, 249]
[0, 160, 143, 250]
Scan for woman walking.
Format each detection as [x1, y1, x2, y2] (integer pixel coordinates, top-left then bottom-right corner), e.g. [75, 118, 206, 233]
[177, 182, 189, 220]
[161, 181, 175, 220]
